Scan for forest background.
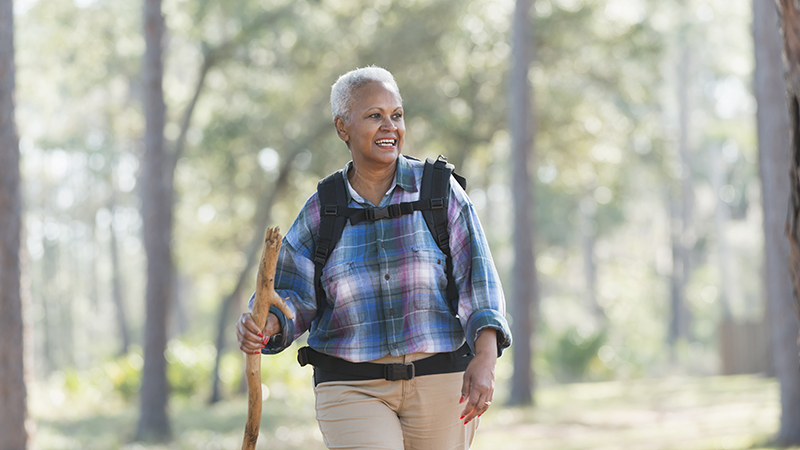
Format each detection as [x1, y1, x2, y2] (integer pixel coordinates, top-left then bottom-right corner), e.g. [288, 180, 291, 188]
[2, 0, 799, 448]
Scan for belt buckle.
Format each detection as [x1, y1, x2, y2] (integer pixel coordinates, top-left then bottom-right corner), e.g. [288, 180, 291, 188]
[384, 363, 415, 381]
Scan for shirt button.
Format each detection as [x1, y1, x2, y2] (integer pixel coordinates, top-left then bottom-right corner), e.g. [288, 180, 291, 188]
[380, 242, 385, 248]
[384, 274, 390, 280]
[392, 343, 398, 349]
[389, 309, 394, 315]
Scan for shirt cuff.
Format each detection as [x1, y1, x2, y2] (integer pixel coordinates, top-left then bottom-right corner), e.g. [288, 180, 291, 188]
[261, 305, 295, 355]
[466, 310, 512, 357]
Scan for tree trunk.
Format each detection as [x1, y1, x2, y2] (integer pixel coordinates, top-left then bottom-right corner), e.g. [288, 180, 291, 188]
[109, 194, 130, 356]
[0, 0, 30, 446]
[136, 0, 172, 441]
[668, 193, 683, 353]
[507, 0, 537, 406]
[757, 0, 800, 444]
[580, 197, 602, 323]
[709, 147, 734, 320]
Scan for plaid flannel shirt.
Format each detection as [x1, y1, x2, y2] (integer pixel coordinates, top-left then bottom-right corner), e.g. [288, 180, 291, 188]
[251, 155, 511, 362]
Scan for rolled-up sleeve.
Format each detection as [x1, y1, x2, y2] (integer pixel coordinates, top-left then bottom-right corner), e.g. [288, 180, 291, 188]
[448, 180, 512, 356]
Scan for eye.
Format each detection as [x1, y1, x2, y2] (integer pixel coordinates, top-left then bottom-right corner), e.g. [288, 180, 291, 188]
[369, 113, 381, 119]
[393, 112, 403, 119]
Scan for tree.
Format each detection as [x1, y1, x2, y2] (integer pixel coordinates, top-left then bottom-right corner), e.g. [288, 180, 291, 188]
[758, 0, 800, 444]
[0, 0, 29, 447]
[136, 0, 172, 441]
[668, 13, 695, 351]
[508, 0, 537, 406]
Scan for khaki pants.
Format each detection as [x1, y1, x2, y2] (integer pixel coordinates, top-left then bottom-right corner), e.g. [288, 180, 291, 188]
[313, 352, 479, 450]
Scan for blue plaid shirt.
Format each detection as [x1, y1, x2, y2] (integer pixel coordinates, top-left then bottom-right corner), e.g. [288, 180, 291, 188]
[252, 156, 511, 362]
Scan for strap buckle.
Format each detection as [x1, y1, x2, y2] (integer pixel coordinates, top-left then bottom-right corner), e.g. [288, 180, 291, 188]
[384, 363, 415, 381]
[314, 246, 329, 265]
[430, 198, 444, 210]
[324, 205, 338, 216]
[366, 204, 400, 221]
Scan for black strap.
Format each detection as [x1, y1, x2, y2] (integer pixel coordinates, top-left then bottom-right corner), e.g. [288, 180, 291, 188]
[420, 156, 461, 317]
[298, 344, 473, 385]
[345, 198, 446, 225]
[314, 171, 348, 321]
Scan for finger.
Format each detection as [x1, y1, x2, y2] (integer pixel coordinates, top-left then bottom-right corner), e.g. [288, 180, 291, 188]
[460, 381, 481, 420]
[237, 328, 266, 353]
[462, 381, 493, 424]
[241, 314, 262, 335]
[237, 314, 266, 353]
[461, 392, 485, 424]
[459, 373, 472, 418]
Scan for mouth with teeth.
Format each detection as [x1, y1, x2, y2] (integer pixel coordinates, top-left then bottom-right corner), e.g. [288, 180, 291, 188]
[375, 138, 397, 148]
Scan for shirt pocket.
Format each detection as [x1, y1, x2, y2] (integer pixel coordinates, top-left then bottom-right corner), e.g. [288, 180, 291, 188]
[321, 260, 368, 327]
[402, 246, 450, 311]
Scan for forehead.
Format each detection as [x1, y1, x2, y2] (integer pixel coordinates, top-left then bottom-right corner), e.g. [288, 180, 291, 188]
[351, 81, 402, 110]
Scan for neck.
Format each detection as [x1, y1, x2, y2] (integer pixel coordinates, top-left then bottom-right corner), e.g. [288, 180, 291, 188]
[348, 159, 397, 205]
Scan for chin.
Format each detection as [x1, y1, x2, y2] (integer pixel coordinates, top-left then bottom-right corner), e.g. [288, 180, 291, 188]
[372, 147, 401, 162]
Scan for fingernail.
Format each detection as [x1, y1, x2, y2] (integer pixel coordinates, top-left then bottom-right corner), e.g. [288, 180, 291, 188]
[257, 332, 263, 338]
[262, 337, 268, 345]
[464, 420, 469, 425]
[459, 396, 466, 404]
[460, 415, 465, 420]
[253, 350, 260, 354]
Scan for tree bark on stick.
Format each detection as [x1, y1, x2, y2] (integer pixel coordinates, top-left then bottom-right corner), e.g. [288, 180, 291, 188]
[758, 0, 800, 444]
[241, 227, 294, 450]
[0, 0, 29, 447]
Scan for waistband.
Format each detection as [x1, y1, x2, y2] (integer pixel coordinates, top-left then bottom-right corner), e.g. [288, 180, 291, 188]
[298, 344, 473, 386]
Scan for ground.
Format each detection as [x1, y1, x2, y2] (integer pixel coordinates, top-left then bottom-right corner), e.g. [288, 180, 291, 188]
[30, 374, 797, 450]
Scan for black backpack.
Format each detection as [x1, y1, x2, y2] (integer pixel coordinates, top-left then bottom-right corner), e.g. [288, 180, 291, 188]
[312, 155, 467, 321]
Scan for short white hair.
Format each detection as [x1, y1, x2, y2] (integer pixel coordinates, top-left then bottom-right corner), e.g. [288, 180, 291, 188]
[330, 66, 402, 122]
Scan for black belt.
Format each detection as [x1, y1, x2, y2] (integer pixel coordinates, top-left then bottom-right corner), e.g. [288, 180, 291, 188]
[298, 344, 473, 386]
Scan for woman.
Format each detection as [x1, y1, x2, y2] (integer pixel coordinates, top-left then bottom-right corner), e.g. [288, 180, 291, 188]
[236, 66, 511, 450]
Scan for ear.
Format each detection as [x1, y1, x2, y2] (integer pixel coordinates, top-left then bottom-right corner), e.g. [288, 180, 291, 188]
[334, 117, 349, 143]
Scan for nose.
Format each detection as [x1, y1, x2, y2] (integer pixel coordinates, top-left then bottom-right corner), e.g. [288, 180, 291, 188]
[380, 116, 397, 131]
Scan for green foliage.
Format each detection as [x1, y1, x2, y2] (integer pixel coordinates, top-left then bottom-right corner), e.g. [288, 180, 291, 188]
[166, 340, 219, 400]
[105, 353, 144, 401]
[548, 327, 608, 383]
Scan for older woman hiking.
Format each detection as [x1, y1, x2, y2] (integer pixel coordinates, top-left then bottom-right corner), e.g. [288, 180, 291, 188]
[236, 66, 511, 450]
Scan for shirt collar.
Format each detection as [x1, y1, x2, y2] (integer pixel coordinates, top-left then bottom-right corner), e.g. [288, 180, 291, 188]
[342, 155, 419, 205]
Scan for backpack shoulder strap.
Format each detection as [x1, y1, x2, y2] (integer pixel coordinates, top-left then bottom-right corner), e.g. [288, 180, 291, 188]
[420, 156, 463, 317]
[313, 170, 348, 321]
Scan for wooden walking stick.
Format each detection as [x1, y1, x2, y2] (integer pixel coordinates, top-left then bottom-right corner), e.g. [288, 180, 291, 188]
[242, 227, 295, 450]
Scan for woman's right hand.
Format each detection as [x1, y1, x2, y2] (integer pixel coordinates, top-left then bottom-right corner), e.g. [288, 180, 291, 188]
[236, 312, 280, 354]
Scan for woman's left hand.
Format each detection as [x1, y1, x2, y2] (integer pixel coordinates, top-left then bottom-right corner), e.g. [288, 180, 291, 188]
[460, 328, 498, 425]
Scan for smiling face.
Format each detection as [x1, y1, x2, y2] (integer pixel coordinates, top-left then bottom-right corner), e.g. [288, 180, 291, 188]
[335, 81, 405, 170]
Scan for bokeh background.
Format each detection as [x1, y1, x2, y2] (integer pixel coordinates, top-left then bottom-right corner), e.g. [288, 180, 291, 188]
[3, 0, 798, 448]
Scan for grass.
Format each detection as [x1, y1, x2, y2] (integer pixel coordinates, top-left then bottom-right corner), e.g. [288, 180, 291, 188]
[30, 374, 797, 450]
